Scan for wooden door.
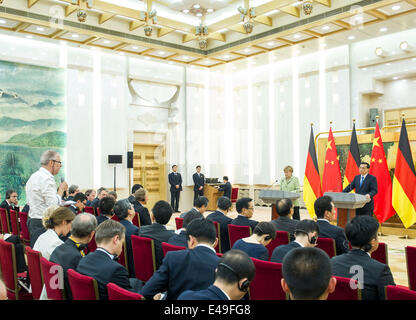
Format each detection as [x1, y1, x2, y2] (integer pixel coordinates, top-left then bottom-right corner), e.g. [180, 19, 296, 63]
[133, 144, 166, 210]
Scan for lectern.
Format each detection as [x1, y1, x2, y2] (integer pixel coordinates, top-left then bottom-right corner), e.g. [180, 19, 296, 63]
[259, 190, 300, 220]
[204, 184, 224, 211]
[324, 192, 370, 229]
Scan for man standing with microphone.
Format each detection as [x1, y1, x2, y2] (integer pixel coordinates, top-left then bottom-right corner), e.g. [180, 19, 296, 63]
[168, 165, 182, 213]
[26, 150, 68, 247]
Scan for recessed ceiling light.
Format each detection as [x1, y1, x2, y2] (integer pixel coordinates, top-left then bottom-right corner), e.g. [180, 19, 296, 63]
[362, 68, 367, 71]
[355, 15, 364, 21]
[182, 9, 189, 13]
[196, 13, 203, 17]
[207, 8, 214, 13]
[386, 63, 391, 66]
[393, 76, 399, 80]
[25, 35, 33, 39]
[103, 40, 110, 44]
[0, 20, 6, 24]
[380, 27, 388, 32]
[193, 4, 200, 9]
[183, 56, 189, 60]
[348, 35, 355, 40]
[294, 34, 301, 39]
[400, 41, 409, 51]
[72, 34, 79, 38]
[205, 60, 211, 64]
[244, 48, 251, 53]
[267, 41, 276, 46]
[321, 43, 327, 47]
[322, 25, 330, 31]
[132, 46, 139, 50]
[158, 51, 165, 55]
[392, 5, 401, 11]
[36, 27, 45, 32]
[223, 55, 230, 59]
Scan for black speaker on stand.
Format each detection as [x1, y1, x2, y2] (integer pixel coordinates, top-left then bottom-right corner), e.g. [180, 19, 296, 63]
[108, 155, 122, 191]
[127, 151, 133, 195]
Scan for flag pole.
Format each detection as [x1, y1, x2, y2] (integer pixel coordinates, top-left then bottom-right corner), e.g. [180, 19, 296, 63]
[374, 115, 387, 237]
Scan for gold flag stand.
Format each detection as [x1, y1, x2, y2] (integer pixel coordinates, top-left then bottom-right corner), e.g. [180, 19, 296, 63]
[399, 228, 414, 239]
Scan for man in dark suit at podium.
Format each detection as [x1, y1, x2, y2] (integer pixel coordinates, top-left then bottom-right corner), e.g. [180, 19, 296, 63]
[218, 176, 232, 199]
[342, 162, 378, 216]
[168, 165, 182, 213]
[193, 165, 205, 201]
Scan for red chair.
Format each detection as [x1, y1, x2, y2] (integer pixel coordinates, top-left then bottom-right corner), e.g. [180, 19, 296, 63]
[107, 282, 144, 300]
[18, 211, 31, 245]
[405, 246, 416, 291]
[9, 209, 20, 236]
[0, 207, 10, 234]
[249, 258, 286, 300]
[228, 224, 251, 248]
[86, 236, 97, 254]
[327, 276, 361, 300]
[371, 242, 388, 264]
[175, 217, 184, 230]
[25, 247, 44, 300]
[0, 239, 32, 300]
[84, 206, 94, 215]
[111, 214, 120, 222]
[40, 257, 66, 300]
[131, 235, 157, 282]
[216, 253, 223, 258]
[231, 188, 239, 203]
[67, 269, 100, 300]
[132, 212, 140, 227]
[162, 242, 186, 256]
[117, 238, 129, 273]
[212, 221, 221, 253]
[265, 231, 289, 260]
[96, 207, 101, 216]
[386, 285, 416, 300]
[316, 237, 336, 258]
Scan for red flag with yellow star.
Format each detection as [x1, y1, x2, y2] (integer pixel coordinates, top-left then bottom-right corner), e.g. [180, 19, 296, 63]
[322, 127, 342, 193]
[342, 123, 360, 190]
[369, 122, 395, 223]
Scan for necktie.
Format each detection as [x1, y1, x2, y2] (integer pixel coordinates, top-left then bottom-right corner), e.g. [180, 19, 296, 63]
[360, 176, 364, 187]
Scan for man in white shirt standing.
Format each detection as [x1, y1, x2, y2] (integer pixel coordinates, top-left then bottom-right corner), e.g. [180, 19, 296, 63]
[26, 150, 68, 248]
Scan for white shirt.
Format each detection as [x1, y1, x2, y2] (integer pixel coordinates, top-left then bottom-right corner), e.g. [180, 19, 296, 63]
[195, 243, 216, 254]
[33, 229, 64, 260]
[293, 240, 304, 247]
[26, 167, 62, 219]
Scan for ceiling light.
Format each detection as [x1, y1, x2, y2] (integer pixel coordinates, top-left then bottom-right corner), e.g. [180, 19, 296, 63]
[207, 8, 214, 13]
[25, 35, 33, 39]
[320, 43, 327, 47]
[355, 15, 363, 21]
[386, 63, 391, 66]
[144, 56, 150, 60]
[158, 51, 165, 55]
[322, 25, 330, 31]
[223, 55, 230, 59]
[36, 27, 45, 32]
[72, 34, 79, 38]
[183, 56, 189, 60]
[193, 4, 200, 9]
[348, 35, 355, 40]
[379, 27, 388, 32]
[294, 34, 301, 39]
[205, 60, 211, 64]
[132, 46, 139, 50]
[392, 5, 401, 11]
[244, 48, 251, 53]
[393, 76, 399, 80]
[103, 40, 110, 44]
[400, 41, 410, 52]
[182, 9, 189, 13]
[375, 47, 387, 57]
[267, 41, 276, 46]
[0, 20, 6, 24]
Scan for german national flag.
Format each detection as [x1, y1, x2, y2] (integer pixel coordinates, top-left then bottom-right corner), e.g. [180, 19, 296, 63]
[392, 119, 416, 229]
[322, 127, 342, 193]
[343, 123, 360, 190]
[303, 126, 322, 218]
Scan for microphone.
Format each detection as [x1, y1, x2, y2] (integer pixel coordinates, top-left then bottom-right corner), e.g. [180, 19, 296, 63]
[266, 179, 279, 189]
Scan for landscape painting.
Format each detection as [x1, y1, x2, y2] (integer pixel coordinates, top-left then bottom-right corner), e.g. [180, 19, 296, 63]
[0, 60, 66, 205]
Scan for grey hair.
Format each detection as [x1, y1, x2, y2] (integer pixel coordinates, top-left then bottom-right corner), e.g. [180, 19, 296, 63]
[113, 199, 133, 220]
[95, 219, 125, 244]
[70, 213, 98, 239]
[40, 150, 60, 166]
[68, 185, 79, 194]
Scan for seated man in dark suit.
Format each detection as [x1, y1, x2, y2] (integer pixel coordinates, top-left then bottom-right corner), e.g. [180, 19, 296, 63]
[141, 218, 219, 300]
[206, 196, 233, 253]
[66, 185, 80, 202]
[218, 176, 232, 199]
[168, 210, 203, 248]
[331, 215, 395, 300]
[96, 196, 116, 225]
[138, 200, 175, 269]
[113, 199, 139, 278]
[133, 188, 152, 226]
[128, 184, 143, 205]
[271, 219, 319, 263]
[343, 162, 378, 216]
[90, 187, 109, 209]
[281, 247, 337, 300]
[180, 196, 208, 219]
[271, 198, 299, 242]
[231, 197, 258, 231]
[50, 213, 97, 300]
[68, 192, 87, 215]
[0, 189, 19, 231]
[85, 189, 96, 206]
[178, 249, 255, 300]
[76, 219, 142, 300]
[314, 196, 349, 255]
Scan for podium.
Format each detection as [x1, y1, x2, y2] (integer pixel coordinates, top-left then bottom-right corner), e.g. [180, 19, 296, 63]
[259, 190, 300, 220]
[204, 184, 224, 211]
[324, 192, 370, 229]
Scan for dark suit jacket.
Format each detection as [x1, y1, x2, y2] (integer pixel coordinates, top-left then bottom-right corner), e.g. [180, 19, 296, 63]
[270, 241, 302, 264]
[218, 182, 232, 198]
[271, 216, 299, 242]
[169, 172, 183, 192]
[180, 207, 199, 219]
[140, 245, 219, 300]
[90, 197, 100, 208]
[206, 210, 233, 253]
[231, 215, 258, 232]
[68, 205, 78, 215]
[119, 219, 139, 278]
[168, 230, 188, 248]
[136, 202, 152, 226]
[193, 173, 205, 191]
[138, 223, 175, 269]
[50, 238, 84, 300]
[76, 249, 133, 300]
[178, 285, 228, 300]
[343, 174, 377, 213]
[331, 249, 395, 300]
[316, 219, 349, 255]
[96, 214, 110, 225]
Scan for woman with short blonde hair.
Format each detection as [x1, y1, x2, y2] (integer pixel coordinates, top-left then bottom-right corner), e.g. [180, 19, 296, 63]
[280, 166, 301, 220]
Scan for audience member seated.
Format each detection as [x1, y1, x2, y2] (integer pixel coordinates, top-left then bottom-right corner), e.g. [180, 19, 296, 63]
[66, 185, 80, 202]
[68, 192, 87, 215]
[138, 200, 175, 269]
[271, 219, 319, 263]
[108, 191, 117, 200]
[140, 217, 219, 300]
[206, 196, 233, 253]
[331, 215, 395, 300]
[113, 199, 139, 277]
[231, 197, 258, 231]
[96, 196, 116, 225]
[168, 210, 203, 248]
[0, 278, 7, 300]
[314, 196, 348, 255]
[76, 219, 142, 300]
[128, 184, 143, 207]
[178, 249, 255, 300]
[90, 187, 109, 208]
[0, 189, 19, 231]
[0, 233, 28, 274]
[50, 213, 97, 300]
[271, 198, 299, 242]
[180, 196, 209, 219]
[85, 189, 96, 206]
[232, 221, 275, 261]
[133, 188, 152, 226]
[281, 247, 336, 300]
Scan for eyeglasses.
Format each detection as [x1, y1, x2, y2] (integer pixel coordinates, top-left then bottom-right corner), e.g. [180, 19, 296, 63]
[52, 160, 62, 165]
[248, 207, 254, 210]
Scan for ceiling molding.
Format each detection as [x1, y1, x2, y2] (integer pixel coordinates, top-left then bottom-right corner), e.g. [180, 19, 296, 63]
[27, 0, 40, 8]
[99, 12, 115, 25]
[65, 5, 78, 17]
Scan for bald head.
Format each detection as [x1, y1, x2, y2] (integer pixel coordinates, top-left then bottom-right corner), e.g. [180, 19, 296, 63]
[70, 213, 97, 240]
[276, 198, 293, 217]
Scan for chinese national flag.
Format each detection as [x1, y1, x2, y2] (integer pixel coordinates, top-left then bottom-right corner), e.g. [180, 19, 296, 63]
[322, 127, 342, 193]
[343, 123, 360, 190]
[369, 122, 395, 223]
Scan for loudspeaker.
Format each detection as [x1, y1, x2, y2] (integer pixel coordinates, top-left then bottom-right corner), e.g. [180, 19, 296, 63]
[369, 108, 379, 127]
[108, 155, 122, 164]
[127, 151, 133, 169]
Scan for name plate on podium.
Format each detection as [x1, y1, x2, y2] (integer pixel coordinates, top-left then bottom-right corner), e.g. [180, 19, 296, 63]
[259, 190, 300, 220]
